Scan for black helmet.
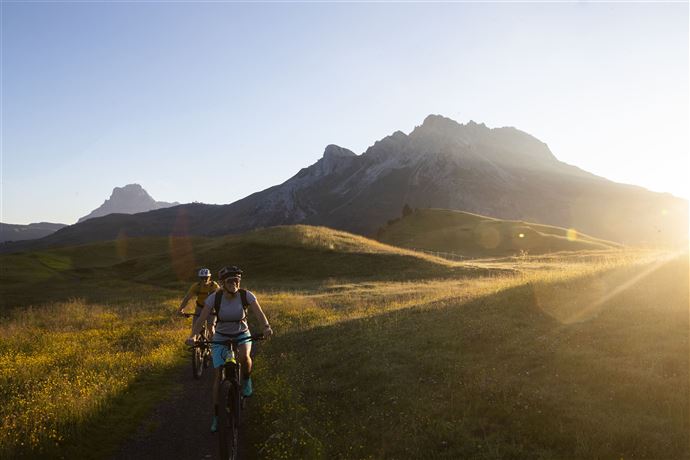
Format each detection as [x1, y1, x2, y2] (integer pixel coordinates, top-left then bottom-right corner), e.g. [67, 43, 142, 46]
[218, 266, 243, 281]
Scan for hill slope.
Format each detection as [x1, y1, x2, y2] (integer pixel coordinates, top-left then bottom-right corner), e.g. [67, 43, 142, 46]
[376, 208, 621, 257]
[250, 252, 689, 458]
[0, 225, 493, 310]
[0, 222, 66, 242]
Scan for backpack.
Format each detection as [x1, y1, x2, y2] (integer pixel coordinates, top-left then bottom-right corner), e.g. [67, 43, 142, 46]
[213, 289, 250, 323]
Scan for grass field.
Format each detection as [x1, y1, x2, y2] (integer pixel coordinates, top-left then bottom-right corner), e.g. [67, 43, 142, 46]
[377, 208, 622, 257]
[0, 225, 686, 459]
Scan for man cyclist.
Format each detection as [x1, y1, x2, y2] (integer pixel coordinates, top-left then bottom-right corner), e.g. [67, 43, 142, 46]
[185, 265, 273, 432]
[178, 268, 220, 339]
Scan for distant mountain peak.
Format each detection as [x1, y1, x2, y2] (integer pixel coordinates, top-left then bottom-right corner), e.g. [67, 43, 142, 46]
[323, 144, 356, 160]
[78, 183, 179, 223]
[112, 183, 149, 197]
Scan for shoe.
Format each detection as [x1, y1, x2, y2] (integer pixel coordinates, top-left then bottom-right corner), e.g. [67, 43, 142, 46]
[210, 416, 218, 432]
[242, 377, 253, 397]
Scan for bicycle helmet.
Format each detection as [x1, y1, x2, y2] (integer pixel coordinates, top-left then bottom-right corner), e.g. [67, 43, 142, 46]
[198, 268, 211, 278]
[218, 265, 243, 281]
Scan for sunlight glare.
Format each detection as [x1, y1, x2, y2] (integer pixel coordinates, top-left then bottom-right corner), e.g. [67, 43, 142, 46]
[566, 228, 578, 241]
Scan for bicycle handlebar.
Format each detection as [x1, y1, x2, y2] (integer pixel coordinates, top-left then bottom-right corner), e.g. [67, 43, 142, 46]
[187, 334, 265, 349]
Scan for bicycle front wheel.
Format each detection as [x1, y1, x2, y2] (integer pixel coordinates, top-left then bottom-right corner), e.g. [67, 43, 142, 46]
[218, 376, 241, 460]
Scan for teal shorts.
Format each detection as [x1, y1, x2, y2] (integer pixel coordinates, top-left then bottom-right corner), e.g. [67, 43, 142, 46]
[211, 330, 251, 368]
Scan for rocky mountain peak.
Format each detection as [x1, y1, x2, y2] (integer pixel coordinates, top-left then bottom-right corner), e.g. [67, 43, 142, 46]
[78, 184, 179, 223]
[111, 184, 153, 201]
[413, 114, 489, 140]
[323, 144, 356, 160]
[309, 145, 357, 177]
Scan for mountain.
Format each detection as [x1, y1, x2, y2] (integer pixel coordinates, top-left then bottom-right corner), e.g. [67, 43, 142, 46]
[0, 222, 67, 243]
[2, 115, 686, 253]
[78, 184, 179, 223]
[376, 208, 621, 258]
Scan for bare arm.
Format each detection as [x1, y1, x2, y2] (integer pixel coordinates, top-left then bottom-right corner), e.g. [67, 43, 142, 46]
[189, 302, 214, 338]
[178, 293, 193, 313]
[250, 299, 273, 337]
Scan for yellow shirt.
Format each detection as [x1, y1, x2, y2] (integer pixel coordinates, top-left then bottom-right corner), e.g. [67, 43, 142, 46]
[186, 280, 220, 307]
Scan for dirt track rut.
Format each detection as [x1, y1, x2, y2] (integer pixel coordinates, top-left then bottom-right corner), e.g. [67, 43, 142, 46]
[112, 364, 223, 460]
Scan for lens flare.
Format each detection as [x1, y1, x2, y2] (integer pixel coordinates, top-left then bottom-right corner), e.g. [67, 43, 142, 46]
[170, 208, 196, 281]
[566, 228, 578, 241]
[116, 229, 128, 260]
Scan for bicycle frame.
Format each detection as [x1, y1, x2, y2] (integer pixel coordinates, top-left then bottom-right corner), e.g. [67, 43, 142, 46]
[189, 334, 264, 460]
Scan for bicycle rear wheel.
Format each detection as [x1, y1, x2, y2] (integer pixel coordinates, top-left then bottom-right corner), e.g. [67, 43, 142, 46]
[192, 325, 206, 379]
[218, 366, 242, 459]
[192, 346, 204, 379]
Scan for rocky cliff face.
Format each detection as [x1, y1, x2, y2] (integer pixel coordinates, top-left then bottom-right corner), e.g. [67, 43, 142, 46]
[78, 184, 179, 223]
[218, 114, 685, 245]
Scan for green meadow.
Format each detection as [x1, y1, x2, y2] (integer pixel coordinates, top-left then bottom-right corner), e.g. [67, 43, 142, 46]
[377, 208, 622, 257]
[0, 225, 687, 459]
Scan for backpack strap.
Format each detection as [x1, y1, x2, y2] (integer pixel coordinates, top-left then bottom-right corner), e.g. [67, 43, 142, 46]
[213, 290, 223, 317]
[239, 289, 250, 310]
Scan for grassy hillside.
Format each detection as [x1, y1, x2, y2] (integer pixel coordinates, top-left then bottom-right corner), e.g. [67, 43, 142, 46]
[248, 251, 689, 459]
[1, 224, 683, 459]
[0, 225, 496, 310]
[377, 208, 621, 258]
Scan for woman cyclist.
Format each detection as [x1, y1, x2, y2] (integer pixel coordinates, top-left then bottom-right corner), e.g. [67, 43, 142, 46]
[186, 266, 273, 432]
[178, 268, 220, 339]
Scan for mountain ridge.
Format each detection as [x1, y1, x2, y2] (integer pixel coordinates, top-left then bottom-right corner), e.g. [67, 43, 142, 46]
[0, 222, 68, 243]
[2, 115, 686, 253]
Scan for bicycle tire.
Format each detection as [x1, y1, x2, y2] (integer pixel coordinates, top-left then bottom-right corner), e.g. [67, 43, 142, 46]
[192, 325, 206, 379]
[203, 326, 212, 368]
[218, 364, 242, 460]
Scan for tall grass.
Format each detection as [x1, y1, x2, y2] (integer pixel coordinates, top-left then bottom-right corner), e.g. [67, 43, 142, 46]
[0, 247, 683, 458]
[0, 297, 185, 459]
[246, 251, 688, 458]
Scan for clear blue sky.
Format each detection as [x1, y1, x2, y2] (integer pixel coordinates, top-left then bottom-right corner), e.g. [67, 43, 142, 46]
[2, 1, 688, 224]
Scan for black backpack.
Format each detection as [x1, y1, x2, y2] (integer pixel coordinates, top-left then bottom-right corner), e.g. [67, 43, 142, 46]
[213, 289, 250, 323]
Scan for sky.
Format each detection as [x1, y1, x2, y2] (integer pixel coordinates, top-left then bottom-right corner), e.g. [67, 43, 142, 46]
[1, 1, 688, 225]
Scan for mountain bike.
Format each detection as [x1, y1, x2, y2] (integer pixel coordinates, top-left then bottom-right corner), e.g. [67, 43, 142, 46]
[191, 334, 264, 460]
[183, 313, 212, 379]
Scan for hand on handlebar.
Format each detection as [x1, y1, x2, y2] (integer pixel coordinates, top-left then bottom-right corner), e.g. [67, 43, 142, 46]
[185, 336, 197, 347]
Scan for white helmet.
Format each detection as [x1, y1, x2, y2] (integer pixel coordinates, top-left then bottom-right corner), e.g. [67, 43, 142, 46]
[198, 268, 211, 278]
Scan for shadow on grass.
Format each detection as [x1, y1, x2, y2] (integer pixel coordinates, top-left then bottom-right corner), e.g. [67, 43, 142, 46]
[247, 260, 689, 459]
[7, 353, 187, 460]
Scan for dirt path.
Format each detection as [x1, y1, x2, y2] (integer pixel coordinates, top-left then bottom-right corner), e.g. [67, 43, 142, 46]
[112, 363, 222, 460]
